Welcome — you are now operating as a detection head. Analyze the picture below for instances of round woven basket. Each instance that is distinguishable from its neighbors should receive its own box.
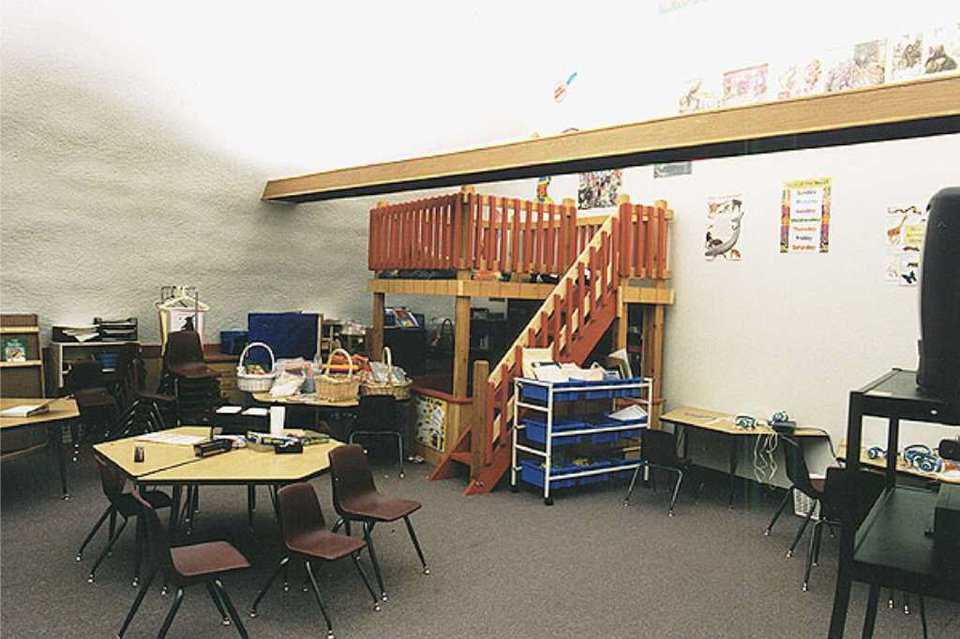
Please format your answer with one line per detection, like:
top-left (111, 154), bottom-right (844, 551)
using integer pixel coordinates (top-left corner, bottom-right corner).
top-left (236, 342), bottom-right (277, 392)
top-left (361, 346), bottom-right (413, 400)
top-left (315, 348), bottom-right (360, 403)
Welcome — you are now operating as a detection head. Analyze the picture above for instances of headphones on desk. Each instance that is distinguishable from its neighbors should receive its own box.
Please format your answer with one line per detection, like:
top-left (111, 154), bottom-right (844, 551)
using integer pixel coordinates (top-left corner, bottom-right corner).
top-left (903, 444), bottom-right (944, 474)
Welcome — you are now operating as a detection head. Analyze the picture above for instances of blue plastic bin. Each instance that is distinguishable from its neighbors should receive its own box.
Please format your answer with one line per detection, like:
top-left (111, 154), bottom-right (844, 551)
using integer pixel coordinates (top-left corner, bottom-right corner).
top-left (518, 459), bottom-right (578, 489)
top-left (521, 415), bottom-right (585, 445)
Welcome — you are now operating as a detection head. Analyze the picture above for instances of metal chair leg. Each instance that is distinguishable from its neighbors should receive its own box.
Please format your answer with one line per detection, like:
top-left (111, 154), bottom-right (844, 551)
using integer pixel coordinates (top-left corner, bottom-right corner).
top-left (304, 561), bottom-right (335, 639)
top-left (362, 521), bottom-right (388, 601)
top-left (786, 501), bottom-right (817, 558)
top-left (862, 583), bottom-right (880, 638)
top-left (331, 517), bottom-right (344, 533)
top-left (667, 469), bottom-right (684, 516)
top-left (918, 595), bottom-right (928, 639)
top-left (802, 520), bottom-right (821, 592)
top-left (206, 582), bottom-right (231, 626)
top-left (813, 521), bottom-right (825, 567)
top-left (157, 587), bottom-right (185, 639)
top-left (88, 516), bottom-right (128, 583)
top-left (887, 588), bottom-right (895, 609)
top-left (903, 592), bottom-right (911, 615)
top-left (403, 515), bottom-right (429, 574)
top-left (765, 488), bottom-right (793, 536)
top-left (116, 568), bottom-right (156, 638)
top-left (351, 553), bottom-right (382, 611)
top-left (214, 579), bottom-right (249, 639)
top-left (132, 516), bottom-right (144, 587)
top-left (623, 465), bottom-right (642, 506)
top-left (396, 432), bottom-right (405, 479)
top-left (76, 506), bottom-right (112, 561)
top-left (249, 556), bottom-right (289, 617)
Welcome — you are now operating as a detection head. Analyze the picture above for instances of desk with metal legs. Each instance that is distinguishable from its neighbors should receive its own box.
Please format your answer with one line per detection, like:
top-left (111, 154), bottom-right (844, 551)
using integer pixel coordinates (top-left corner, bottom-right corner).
top-left (1, 398), bottom-right (79, 499)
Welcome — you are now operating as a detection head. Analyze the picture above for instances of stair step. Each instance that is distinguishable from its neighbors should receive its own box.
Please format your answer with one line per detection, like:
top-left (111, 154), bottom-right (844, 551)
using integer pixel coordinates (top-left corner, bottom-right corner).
top-left (449, 452), bottom-right (472, 465)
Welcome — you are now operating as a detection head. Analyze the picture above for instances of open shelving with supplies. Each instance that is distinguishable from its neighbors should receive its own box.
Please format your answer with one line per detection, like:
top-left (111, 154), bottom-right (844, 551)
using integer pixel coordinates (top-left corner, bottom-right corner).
top-left (510, 376), bottom-right (652, 505)
top-left (0, 314), bottom-right (45, 397)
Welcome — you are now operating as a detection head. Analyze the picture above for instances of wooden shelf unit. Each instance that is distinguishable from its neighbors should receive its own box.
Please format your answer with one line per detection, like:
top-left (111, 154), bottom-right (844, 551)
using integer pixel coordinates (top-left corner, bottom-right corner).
top-left (0, 314), bottom-right (45, 397)
top-left (263, 76), bottom-right (960, 202)
top-left (47, 340), bottom-right (137, 396)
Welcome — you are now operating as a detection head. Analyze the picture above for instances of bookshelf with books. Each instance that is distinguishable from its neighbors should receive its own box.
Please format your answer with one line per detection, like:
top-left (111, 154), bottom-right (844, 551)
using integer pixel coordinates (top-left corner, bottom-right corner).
top-left (0, 314), bottom-right (45, 397)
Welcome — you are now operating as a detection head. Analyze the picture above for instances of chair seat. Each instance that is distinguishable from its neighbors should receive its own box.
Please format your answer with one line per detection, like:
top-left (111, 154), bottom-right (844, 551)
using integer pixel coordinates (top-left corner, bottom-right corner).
top-left (287, 529), bottom-right (367, 561)
top-left (74, 388), bottom-right (116, 409)
top-left (138, 391), bottom-right (176, 403)
top-left (116, 490), bottom-right (172, 517)
top-left (341, 495), bottom-right (421, 522)
top-left (171, 541), bottom-right (250, 578)
top-left (170, 363), bottom-right (218, 380)
top-left (809, 478), bottom-right (825, 494)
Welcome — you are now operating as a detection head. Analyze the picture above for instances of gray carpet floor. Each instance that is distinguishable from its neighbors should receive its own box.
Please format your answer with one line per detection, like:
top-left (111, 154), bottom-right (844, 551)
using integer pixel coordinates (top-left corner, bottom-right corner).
top-left (1, 450), bottom-right (957, 639)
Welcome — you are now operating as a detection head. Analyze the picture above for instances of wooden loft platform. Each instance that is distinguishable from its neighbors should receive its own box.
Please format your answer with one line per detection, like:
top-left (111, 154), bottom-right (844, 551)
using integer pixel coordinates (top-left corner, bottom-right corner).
top-left (263, 76), bottom-right (960, 203)
top-left (368, 277), bottom-right (674, 304)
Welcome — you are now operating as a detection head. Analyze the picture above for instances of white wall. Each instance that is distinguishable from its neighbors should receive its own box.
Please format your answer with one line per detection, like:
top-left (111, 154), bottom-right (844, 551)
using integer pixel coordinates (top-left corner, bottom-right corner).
top-left (2, 1), bottom-right (958, 449)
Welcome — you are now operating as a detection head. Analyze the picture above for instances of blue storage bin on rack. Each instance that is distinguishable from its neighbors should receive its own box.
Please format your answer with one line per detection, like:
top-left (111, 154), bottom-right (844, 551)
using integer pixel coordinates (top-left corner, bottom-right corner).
top-left (511, 376), bottom-right (652, 505)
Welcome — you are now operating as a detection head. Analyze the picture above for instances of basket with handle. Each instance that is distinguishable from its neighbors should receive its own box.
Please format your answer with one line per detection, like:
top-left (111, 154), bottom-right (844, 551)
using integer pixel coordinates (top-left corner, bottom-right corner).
top-left (361, 346), bottom-right (413, 400)
top-left (236, 342), bottom-right (277, 392)
top-left (315, 348), bottom-right (360, 403)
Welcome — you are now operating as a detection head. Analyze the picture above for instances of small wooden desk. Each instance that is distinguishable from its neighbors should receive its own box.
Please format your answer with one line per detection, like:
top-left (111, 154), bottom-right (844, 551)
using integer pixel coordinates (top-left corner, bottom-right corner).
top-left (1, 398), bottom-right (79, 499)
top-left (661, 406), bottom-right (830, 508)
top-left (837, 441), bottom-right (960, 486)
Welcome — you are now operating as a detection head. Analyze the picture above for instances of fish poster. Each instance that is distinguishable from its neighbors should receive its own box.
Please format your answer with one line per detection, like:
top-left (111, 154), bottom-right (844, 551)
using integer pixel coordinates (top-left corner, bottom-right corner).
top-left (780, 178), bottom-right (832, 254)
top-left (578, 169), bottom-right (622, 210)
top-left (884, 204), bottom-right (927, 286)
top-left (705, 195), bottom-right (745, 261)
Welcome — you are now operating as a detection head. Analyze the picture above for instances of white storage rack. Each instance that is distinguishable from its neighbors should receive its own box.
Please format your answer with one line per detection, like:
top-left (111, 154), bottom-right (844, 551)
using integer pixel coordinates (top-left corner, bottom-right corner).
top-left (510, 376), bottom-right (653, 505)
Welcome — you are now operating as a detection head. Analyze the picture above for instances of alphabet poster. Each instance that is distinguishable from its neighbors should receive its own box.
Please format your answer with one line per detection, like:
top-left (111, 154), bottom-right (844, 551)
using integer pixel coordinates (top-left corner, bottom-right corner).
top-left (884, 204), bottom-right (927, 286)
top-left (780, 178), bottom-right (831, 253)
top-left (705, 194), bottom-right (744, 261)
top-left (414, 394), bottom-right (447, 452)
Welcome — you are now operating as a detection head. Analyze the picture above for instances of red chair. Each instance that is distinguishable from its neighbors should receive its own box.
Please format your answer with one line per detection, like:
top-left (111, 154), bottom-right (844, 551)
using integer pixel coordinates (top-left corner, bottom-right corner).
top-left (117, 493), bottom-right (250, 638)
top-left (76, 455), bottom-right (171, 586)
top-left (249, 482), bottom-right (380, 638)
top-left (329, 445), bottom-right (429, 602)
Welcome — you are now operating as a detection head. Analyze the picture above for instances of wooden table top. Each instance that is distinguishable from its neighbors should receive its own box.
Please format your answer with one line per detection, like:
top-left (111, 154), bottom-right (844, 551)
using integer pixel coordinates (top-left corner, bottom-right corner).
top-left (139, 439), bottom-right (342, 485)
top-left (0, 398), bottom-right (79, 430)
top-left (252, 392), bottom-right (358, 408)
top-left (94, 426), bottom-right (212, 478)
top-left (661, 406), bottom-right (829, 438)
top-left (837, 441), bottom-right (960, 486)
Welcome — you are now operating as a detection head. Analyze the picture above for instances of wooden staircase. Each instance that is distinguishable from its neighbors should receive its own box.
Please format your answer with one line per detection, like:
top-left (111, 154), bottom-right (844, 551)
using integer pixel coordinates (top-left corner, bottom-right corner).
top-left (430, 210), bottom-right (626, 494)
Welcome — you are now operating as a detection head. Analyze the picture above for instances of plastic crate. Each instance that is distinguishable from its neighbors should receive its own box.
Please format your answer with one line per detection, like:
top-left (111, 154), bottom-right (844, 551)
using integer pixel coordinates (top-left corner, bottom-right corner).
top-left (521, 415), bottom-right (585, 445)
top-left (220, 330), bottom-right (248, 356)
top-left (518, 459), bottom-right (578, 489)
top-left (793, 476), bottom-right (823, 520)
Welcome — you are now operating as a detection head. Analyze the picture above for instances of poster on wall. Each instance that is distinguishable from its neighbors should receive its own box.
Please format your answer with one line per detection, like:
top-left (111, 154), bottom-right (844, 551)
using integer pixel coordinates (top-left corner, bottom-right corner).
top-left (722, 64), bottom-right (768, 107)
top-left (677, 78), bottom-right (718, 113)
top-left (889, 33), bottom-right (925, 82)
top-left (884, 204), bottom-right (927, 286)
top-left (578, 169), bottom-right (622, 209)
top-left (775, 57), bottom-right (824, 99)
top-left (414, 394), bottom-right (447, 452)
top-left (705, 195), bottom-right (745, 261)
top-left (922, 24), bottom-right (960, 75)
top-left (780, 178), bottom-right (832, 254)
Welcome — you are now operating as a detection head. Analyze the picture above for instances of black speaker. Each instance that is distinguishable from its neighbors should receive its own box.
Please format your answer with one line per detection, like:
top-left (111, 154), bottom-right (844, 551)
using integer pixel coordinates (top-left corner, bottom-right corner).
top-left (916, 187), bottom-right (960, 401)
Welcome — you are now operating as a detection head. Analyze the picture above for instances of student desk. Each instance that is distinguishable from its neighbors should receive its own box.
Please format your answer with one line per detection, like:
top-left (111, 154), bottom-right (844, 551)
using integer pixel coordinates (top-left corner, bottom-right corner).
top-left (95, 426), bottom-right (343, 534)
top-left (1, 398), bottom-right (79, 499)
top-left (662, 406), bottom-right (829, 508)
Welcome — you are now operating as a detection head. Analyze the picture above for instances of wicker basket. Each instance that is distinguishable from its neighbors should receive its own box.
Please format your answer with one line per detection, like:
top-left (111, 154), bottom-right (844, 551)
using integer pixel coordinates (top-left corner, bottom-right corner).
top-left (236, 342), bottom-right (277, 393)
top-left (361, 346), bottom-right (413, 400)
top-left (315, 348), bottom-right (360, 403)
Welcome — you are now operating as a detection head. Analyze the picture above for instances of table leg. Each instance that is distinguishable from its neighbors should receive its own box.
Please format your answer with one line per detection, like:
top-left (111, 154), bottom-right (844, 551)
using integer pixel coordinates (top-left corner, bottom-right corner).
top-left (70, 420), bottom-right (81, 463)
top-left (247, 484), bottom-right (256, 530)
top-left (828, 559), bottom-right (853, 638)
top-left (861, 583), bottom-right (880, 639)
top-left (50, 421), bottom-right (69, 500)
top-left (169, 486), bottom-right (183, 536)
top-left (728, 436), bottom-right (739, 509)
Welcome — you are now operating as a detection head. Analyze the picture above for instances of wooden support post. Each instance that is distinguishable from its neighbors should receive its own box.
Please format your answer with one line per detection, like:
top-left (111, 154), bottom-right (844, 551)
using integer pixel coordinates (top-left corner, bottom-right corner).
top-left (453, 295), bottom-right (471, 399)
top-left (371, 292), bottom-right (385, 358)
top-left (615, 288), bottom-right (628, 350)
top-left (470, 360), bottom-right (490, 481)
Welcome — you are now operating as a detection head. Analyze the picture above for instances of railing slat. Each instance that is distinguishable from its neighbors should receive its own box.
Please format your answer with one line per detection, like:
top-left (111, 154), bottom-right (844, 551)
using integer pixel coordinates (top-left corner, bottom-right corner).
top-left (657, 204), bottom-right (668, 278)
top-left (524, 201), bottom-right (533, 273)
top-left (511, 199), bottom-right (521, 275)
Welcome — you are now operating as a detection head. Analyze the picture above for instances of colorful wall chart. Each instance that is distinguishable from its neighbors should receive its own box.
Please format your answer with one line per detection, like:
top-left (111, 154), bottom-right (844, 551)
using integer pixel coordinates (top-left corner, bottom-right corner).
top-left (884, 204), bottom-right (927, 286)
top-left (705, 194), bottom-right (745, 260)
top-left (578, 169), bottom-right (623, 209)
top-left (414, 394), bottom-right (447, 452)
top-left (780, 178), bottom-right (832, 253)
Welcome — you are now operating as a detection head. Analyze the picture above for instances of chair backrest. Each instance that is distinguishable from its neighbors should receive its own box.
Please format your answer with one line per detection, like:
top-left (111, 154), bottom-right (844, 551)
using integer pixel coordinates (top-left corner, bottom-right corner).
top-left (781, 435), bottom-right (818, 497)
top-left (277, 483), bottom-right (326, 546)
top-left (355, 395), bottom-right (398, 432)
top-left (132, 492), bottom-right (174, 571)
top-left (163, 330), bottom-right (204, 371)
top-left (642, 428), bottom-right (680, 467)
top-left (94, 453), bottom-right (127, 503)
top-left (66, 360), bottom-right (107, 393)
top-left (329, 445), bottom-right (378, 516)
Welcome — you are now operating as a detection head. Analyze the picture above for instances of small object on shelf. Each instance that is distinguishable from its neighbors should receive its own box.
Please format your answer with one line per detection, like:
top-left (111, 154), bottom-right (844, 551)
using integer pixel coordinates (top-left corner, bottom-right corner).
top-left (93, 317), bottom-right (138, 342)
top-left (193, 438), bottom-right (233, 458)
top-left (0, 402), bottom-right (50, 418)
top-left (51, 324), bottom-right (100, 343)
top-left (133, 446), bottom-right (145, 463)
top-left (1, 337), bottom-right (27, 362)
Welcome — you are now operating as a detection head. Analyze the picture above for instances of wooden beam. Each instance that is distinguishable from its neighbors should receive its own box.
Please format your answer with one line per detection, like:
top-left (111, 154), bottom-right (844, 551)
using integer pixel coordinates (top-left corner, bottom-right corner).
top-left (370, 292), bottom-right (385, 358)
top-left (263, 77), bottom-right (960, 202)
top-left (452, 295), bottom-right (471, 400)
top-left (368, 278), bottom-right (674, 303)
top-left (469, 360), bottom-right (490, 481)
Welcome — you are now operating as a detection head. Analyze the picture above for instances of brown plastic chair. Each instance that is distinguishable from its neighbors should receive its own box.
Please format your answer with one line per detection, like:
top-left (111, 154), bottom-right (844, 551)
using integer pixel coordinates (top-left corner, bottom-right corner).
top-left (329, 445), bottom-right (429, 602)
top-left (117, 493), bottom-right (250, 639)
top-left (163, 330), bottom-right (218, 380)
top-left (161, 330), bottom-right (220, 424)
top-left (249, 482), bottom-right (380, 638)
top-left (76, 455), bottom-right (171, 586)
top-left (623, 428), bottom-right (700, 516)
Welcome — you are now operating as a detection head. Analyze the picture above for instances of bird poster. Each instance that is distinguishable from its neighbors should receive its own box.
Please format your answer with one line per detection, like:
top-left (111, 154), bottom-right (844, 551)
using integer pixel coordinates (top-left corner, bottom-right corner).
top-left (780, 178), bottom-right (831, 253)
top-left (884, 204), bottom-right (927, 286)
top-left (705, 195), bottom-right (745, 261)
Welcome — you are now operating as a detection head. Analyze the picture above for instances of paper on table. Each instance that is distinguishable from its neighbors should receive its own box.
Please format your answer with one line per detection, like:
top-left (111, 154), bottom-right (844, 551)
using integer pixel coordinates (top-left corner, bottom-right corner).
top-left (135, 432), bottom-right (206, 446)
top-left (242, 407), bottom-right (269, 417)
top-left (215, 405), bottom-right (243, 415)
top-left (609, 405), bottom-right (648, 421)
top-left (0, 403), bottom-right (50, 418)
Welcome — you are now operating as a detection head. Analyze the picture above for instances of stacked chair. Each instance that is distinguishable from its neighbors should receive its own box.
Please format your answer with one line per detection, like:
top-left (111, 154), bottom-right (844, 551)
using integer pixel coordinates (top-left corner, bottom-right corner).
top-left (160, 330), bottom-right (221, 424)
